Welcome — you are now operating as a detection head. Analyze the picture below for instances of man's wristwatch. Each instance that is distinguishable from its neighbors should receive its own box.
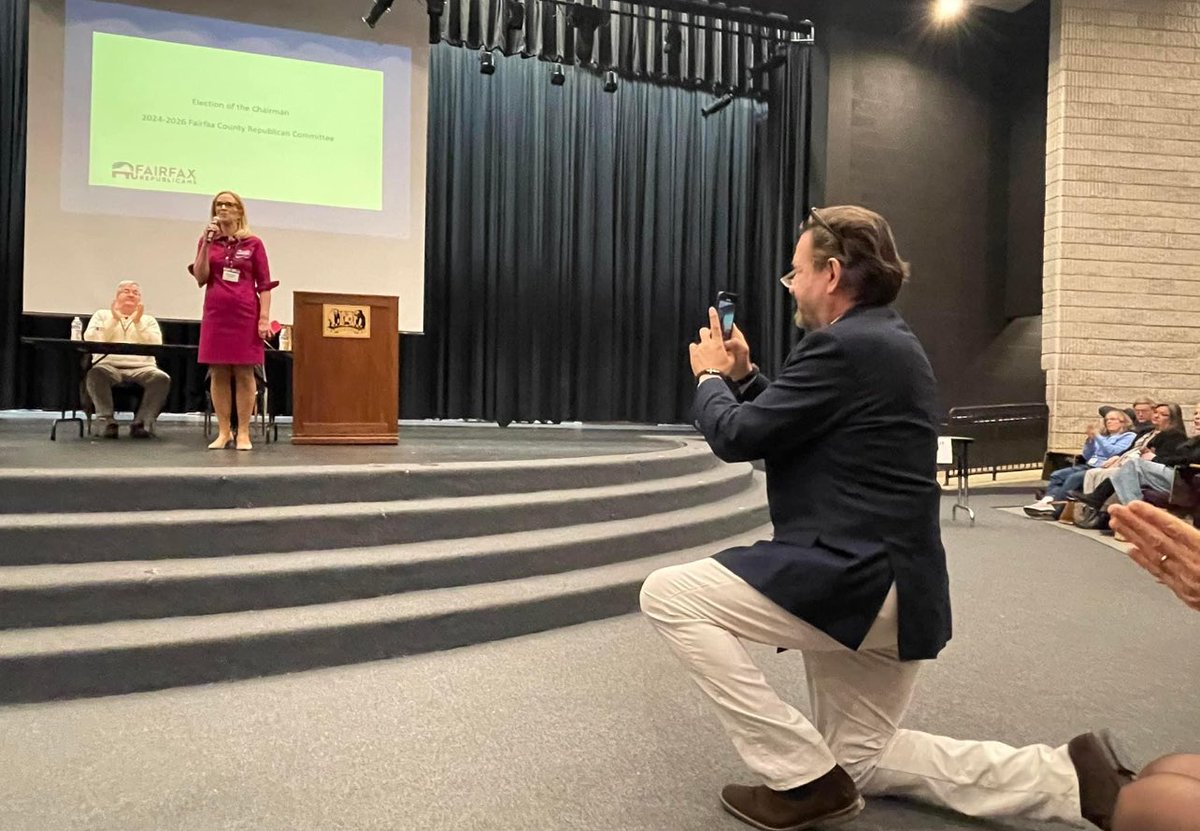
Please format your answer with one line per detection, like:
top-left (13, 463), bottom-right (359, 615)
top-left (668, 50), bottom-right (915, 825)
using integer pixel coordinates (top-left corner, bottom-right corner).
top-left (695, 368), bottom-right (726, 382)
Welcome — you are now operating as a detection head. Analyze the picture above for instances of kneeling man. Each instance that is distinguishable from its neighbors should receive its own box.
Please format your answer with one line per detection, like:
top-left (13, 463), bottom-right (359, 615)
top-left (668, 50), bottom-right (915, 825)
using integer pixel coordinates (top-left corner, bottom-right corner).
top-left (84, 281), bottom-right (170, 438)
top-left (641, 206), bottom-right (1134, 831)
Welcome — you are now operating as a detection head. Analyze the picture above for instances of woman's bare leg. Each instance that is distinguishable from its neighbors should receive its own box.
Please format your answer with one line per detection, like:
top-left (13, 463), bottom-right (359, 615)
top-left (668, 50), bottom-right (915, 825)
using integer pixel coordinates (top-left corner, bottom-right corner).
top-left (233, 365), bottom-right (256, 450)
top-left (208, 365), bottom-right (233, 449)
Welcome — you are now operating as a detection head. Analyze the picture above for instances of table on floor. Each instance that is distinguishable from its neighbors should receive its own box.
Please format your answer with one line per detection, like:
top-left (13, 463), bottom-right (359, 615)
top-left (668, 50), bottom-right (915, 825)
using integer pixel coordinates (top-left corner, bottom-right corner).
top-left (939, 435), bottom-right (976, 525)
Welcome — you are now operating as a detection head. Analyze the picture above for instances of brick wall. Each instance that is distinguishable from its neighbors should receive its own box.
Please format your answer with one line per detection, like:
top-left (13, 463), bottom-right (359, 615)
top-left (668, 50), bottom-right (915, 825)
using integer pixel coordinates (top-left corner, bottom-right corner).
top-left (1044, 0), bottom-right (1200, 450)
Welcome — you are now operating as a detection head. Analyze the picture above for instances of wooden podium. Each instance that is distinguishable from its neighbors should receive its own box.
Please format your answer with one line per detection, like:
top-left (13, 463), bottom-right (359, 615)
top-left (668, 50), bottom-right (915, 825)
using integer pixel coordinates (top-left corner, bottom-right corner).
top-left (291, 292), bottom-right (399, 445)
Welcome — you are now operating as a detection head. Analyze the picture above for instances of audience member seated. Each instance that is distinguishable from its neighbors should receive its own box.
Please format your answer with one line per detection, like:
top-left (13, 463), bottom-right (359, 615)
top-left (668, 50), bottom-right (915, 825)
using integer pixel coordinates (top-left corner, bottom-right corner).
top-left (83, 281), bottom-right (171, 439)
top-left (1025, 408), bottom-right (1135, 518)
top-left (1080, 403), bottom-right (1187, 494)
top-left (1074, 404), bottom-right (1200, 518)
top-left (1106, 502), bottom-right (1200, 830)
top-left (1127, 396), bottom-right (1157, 436)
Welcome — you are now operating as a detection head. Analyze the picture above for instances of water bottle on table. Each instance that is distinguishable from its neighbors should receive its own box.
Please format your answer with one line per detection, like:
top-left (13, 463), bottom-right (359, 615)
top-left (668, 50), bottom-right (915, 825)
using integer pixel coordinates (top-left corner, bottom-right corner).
top-left (70, 317), bottom-right (82, 341)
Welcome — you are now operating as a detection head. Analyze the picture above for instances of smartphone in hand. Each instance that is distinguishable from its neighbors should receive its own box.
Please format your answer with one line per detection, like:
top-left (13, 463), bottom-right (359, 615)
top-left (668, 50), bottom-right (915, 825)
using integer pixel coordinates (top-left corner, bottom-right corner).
top-left (716, 291), bottom-right (738, 339)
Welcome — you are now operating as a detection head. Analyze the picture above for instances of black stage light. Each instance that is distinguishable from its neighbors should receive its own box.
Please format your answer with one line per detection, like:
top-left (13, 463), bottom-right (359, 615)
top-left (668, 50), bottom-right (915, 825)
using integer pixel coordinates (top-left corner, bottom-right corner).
top-left (362, 0), bottom-right (394, 29)
top-left (550, 64), bottom-right (566, 86)
top-left (505, 0), bottom-right (526, 30)
top-left (480, 49), bottom-right (496, 75)
top-left (663, 25), bottom-right (682, 55)
top-left (603, 70), bottom-right (618, 93)
top-left (701, 91), bottom-right (735, 117)
top-left (427, 0), bottom-right (445, 44)
top-left (750, 48), bottom-right (788, 79)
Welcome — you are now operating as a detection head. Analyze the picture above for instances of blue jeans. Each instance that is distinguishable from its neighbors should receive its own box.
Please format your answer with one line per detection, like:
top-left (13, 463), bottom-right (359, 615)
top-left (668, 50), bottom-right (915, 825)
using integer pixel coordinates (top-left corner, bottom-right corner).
top-left (1047, 464), bottom-right (1087, 500)
top-left (1111, 459), bottom-right (1175, 504)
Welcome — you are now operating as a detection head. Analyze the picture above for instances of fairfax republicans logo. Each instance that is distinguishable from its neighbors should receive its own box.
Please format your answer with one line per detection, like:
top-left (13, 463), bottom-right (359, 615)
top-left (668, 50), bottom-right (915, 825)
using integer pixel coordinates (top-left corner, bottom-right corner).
top-left (111, 161), bottom-right (198, 185)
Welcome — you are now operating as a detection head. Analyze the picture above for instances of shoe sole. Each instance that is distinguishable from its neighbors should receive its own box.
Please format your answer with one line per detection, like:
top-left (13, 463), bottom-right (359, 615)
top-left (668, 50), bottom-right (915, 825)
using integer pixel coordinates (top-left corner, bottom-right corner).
top-left (719, 794), bottom-right (866, 831)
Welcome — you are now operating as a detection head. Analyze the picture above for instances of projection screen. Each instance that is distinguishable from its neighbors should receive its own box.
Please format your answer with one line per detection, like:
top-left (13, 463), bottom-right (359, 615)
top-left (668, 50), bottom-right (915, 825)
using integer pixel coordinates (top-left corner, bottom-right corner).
top-left (24, 0), bottom-right (429, 331)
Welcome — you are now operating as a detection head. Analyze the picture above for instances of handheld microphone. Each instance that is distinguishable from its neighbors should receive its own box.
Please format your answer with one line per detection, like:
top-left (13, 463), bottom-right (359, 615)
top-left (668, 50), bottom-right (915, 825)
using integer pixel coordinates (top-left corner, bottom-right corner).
top-left (205, 217), bottom-right (218, 243)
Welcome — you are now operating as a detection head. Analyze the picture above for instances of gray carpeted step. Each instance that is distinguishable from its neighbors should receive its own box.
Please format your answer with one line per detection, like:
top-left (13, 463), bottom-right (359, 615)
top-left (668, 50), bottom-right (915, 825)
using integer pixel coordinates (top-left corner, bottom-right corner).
top-left (0, 463), bottom-right (754, 566)
top-left (0, 521), bottom-right (775, 703)
top-left (0, 480), bottom-right (768, 627)
top-left (0, 439), bottom-right (717, 514)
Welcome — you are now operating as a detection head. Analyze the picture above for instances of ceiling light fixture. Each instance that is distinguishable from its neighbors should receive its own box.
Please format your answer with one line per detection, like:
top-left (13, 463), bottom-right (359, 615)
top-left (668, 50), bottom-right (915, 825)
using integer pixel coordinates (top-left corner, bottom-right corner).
top-left (933, 0), bottom-right (968, 23)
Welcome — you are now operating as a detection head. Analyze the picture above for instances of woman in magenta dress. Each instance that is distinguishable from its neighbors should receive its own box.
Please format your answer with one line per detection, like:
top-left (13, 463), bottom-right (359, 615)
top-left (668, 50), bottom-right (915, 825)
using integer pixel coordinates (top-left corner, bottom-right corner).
top-left (189, 191), bottom-right (278, 450)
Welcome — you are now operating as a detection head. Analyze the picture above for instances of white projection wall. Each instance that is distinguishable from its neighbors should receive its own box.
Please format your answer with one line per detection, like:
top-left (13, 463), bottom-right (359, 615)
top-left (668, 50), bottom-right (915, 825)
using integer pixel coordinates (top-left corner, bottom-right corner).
top-left (24, 0), bottom-right (429, 330)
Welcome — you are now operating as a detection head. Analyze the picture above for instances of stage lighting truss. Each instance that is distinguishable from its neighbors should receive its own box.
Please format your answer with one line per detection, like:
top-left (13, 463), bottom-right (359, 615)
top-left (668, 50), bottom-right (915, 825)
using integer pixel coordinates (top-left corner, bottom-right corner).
top-left (408, 0), bottom-right (814, 110)
top-left (412, 0), bottom-right (814, 57)
top-left (551, 0), bottom-right (812, 98)
top-left (546, 0), bottom-right (814, 52)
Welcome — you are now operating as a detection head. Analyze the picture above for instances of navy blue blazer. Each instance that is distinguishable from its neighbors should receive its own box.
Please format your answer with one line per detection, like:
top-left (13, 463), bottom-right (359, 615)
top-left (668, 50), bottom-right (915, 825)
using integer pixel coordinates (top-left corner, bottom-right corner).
top-left (694, 304), bottom-right (951, 661)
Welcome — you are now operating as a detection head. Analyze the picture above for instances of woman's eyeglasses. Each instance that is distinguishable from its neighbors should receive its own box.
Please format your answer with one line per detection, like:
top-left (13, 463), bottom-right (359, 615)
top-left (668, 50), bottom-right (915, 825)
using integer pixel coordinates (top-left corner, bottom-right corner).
top-left (214, 201), bottom-right (238, 209)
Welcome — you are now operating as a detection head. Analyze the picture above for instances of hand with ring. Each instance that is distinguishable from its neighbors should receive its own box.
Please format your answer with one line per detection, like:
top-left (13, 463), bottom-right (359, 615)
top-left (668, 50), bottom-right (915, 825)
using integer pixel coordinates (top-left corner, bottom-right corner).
top-left (1109, 502), bottom-right (1200, 612)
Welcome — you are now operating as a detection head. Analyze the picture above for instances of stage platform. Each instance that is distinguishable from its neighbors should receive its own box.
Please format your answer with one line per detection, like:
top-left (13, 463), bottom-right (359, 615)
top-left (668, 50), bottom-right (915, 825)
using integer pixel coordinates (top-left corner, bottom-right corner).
top-left (0, 415), bottom-right (688, 468)
top-left (0, 415), bottom-right (770, 703)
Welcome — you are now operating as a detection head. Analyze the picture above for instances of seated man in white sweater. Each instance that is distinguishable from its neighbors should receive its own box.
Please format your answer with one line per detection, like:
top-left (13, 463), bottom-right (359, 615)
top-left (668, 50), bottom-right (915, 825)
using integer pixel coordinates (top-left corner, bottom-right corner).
top-left (84, 281), bottom-right (171, 438)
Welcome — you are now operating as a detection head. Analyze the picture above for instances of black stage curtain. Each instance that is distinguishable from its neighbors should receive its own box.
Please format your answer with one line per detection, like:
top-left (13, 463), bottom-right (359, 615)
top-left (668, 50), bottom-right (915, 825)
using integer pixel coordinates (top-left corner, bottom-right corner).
top-left (401, 43), bottom-right (809, 424)
top-left (2, 33), bottom-right (810, 425)
top-left (1, 0), bottom-right (28, 409)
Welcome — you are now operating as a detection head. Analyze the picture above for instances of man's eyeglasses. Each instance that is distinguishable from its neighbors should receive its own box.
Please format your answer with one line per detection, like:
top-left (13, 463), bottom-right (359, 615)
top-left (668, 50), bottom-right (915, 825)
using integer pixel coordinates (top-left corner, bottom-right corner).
top-left (781, 207), bottom-right (845, 289)
top-left (804, 206), bottom-right (845, 253)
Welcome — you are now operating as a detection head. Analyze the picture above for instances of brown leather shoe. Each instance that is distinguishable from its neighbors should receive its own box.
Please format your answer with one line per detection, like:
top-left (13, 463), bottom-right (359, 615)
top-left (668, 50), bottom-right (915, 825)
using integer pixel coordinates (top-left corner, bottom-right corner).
top-left (720, 765), bottom-right (864, 831)
top-left (1068, 730), bottom-right (1137, 830)
top-left (129, 422), bottom-right (151, 439)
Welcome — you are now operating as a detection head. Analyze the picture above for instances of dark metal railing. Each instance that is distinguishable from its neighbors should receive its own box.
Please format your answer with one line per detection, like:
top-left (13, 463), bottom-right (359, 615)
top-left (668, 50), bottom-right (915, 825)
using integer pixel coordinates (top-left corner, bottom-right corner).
top-left (942, 403), bottom-right (1048, 481)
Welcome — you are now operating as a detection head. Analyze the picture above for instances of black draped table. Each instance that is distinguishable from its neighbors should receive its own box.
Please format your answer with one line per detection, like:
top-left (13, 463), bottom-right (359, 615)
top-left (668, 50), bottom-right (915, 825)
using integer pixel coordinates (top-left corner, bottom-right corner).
top-left (20, 337), bottom-right (293, 441)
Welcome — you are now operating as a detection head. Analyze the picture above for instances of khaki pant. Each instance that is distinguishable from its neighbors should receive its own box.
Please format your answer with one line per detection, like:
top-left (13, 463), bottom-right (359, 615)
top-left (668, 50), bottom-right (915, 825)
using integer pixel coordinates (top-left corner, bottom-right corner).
top-left (640, 558), bottom-right (1084, 826)
top-left (1083, 466), bottom-right (1118, 493)
top-left (86, 363), bottom-right (171, 431)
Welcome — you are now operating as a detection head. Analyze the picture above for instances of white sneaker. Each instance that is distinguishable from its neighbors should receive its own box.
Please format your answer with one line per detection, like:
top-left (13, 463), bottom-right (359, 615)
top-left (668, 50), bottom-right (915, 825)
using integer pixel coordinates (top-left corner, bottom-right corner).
top-left (1023, 500), bottom-right (1058, 518)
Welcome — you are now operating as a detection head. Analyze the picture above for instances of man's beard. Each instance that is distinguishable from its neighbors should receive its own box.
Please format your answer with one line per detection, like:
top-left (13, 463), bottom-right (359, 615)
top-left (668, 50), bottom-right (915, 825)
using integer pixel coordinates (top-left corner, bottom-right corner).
top-left (794, 301), bottom-right (820, 331)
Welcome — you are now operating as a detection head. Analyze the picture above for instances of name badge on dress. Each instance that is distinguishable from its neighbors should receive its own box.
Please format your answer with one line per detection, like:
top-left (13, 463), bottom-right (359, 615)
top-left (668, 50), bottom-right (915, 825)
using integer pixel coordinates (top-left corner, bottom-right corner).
top-left (222, 268), bottom-right (240, 283)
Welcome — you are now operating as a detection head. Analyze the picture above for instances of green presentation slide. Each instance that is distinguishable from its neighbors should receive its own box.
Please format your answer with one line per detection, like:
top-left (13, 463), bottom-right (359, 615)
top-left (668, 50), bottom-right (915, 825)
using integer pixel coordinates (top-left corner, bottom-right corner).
top-left (88, 32), bottom-right (384, 210)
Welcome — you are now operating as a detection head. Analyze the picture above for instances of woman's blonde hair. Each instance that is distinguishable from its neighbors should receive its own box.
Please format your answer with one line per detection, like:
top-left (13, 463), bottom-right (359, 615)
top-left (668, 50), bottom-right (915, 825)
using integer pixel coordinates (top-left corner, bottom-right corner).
top-left (1101, 409), bottom-right (1133, 436)
top-left (210, 191), bottom-right (251, 239)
